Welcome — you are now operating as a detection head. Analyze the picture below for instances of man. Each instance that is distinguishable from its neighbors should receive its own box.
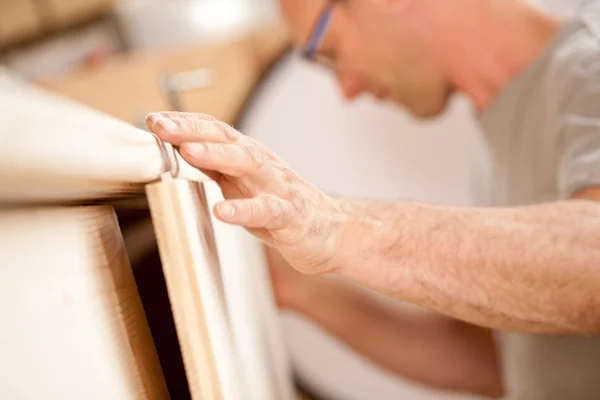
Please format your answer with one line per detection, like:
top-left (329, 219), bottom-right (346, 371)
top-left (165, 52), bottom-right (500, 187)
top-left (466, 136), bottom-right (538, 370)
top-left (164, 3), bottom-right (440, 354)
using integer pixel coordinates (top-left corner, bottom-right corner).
top-left (145, 0), bottom-right (600, 398)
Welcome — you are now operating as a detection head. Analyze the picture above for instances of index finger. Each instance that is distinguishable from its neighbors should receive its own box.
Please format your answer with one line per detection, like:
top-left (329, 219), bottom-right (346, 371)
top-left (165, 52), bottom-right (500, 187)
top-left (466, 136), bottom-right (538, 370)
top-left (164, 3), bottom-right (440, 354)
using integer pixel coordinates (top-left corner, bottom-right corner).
top-left (147, 112), bottom-right (283, 164)
top-left (146, 112), bottom-right (242, 146)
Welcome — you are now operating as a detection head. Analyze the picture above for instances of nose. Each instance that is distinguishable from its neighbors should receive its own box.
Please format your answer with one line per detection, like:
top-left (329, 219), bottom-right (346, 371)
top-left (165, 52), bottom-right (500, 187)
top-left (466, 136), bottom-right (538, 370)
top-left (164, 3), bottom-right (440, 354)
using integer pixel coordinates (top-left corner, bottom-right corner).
top-left (337, 74), bottom-right (364, 101)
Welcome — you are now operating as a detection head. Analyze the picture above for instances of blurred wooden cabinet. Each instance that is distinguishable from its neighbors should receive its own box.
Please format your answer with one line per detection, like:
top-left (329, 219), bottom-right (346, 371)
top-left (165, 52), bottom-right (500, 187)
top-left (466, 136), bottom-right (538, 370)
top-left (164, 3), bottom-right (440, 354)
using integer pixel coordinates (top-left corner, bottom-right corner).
top-left (41, 0), bottom-right (116, 29)
top-left (42, 24), bottom-right (291, 126)
top-left (0, 1), bottom-right (40, 48)
top-left (0, 0), bottom-right (116, 49)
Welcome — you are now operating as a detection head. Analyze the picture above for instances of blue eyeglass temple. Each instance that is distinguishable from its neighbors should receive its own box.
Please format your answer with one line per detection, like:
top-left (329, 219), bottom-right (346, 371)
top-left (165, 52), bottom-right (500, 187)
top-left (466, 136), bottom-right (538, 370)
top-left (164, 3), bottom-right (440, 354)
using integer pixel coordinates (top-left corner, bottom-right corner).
top-left (302, 4), bottom-right (335, 60)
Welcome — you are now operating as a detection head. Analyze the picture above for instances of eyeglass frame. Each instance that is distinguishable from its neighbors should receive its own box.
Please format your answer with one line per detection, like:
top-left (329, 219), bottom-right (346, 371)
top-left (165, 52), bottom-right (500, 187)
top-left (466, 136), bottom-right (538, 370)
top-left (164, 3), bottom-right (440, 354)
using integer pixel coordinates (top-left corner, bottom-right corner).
top-left (301, 0), bottom-right (338, 65)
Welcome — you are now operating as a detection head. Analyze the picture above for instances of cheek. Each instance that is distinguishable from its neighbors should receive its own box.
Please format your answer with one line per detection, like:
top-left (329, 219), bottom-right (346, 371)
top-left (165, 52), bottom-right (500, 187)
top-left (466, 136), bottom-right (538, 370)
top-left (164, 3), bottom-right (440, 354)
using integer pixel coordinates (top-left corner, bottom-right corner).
top-left (350, 34), bottom-right (399, 79)
top-left (336, 20), bottom-right (374, 72)
top-left (338, 38), bottom-right (364, 71)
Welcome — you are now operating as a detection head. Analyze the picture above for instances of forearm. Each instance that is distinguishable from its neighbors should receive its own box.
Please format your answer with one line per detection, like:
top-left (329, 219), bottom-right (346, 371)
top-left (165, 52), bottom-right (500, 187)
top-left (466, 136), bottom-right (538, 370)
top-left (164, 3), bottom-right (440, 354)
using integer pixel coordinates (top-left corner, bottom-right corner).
top-left (289, 276), bottom-right (502, 398)
top-left (336, 199), bottom-right (600, 334)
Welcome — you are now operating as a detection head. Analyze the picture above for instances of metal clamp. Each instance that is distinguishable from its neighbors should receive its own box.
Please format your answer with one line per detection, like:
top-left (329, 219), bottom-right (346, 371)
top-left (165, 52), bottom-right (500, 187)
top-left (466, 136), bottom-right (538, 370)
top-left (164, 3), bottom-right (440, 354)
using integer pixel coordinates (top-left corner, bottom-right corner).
top-left (150, 68), bottom-right (212, 181)
top-left (153, 134), bottom-right (179, 180)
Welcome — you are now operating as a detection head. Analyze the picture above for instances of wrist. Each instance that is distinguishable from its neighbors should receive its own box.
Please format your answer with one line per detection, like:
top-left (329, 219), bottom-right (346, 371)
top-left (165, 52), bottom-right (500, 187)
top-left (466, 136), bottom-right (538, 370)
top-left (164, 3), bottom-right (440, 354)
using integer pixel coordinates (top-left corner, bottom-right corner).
top-left (326, 197), bottom-right (358, 275)
top-left (333, 199), bottom-right (404, 284)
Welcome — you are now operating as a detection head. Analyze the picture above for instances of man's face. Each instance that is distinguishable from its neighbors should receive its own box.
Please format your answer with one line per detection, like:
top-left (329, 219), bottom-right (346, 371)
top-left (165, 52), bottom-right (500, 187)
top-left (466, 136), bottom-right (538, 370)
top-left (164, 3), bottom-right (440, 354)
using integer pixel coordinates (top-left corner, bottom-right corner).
top-left (280, 0), bottom-right (454, 119)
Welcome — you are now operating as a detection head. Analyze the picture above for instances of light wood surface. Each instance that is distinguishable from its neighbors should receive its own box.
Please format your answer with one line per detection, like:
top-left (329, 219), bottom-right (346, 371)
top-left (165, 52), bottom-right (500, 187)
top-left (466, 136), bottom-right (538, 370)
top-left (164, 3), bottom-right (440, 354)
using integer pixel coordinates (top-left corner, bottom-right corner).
top-left (146, 179), bottom-right (228, 400)
top-left (200, 181), bottom-right (296, 400)
top-left (146, 178), bottom-right (297, 400)
top-left (0, 205), bottom-right (169, 399)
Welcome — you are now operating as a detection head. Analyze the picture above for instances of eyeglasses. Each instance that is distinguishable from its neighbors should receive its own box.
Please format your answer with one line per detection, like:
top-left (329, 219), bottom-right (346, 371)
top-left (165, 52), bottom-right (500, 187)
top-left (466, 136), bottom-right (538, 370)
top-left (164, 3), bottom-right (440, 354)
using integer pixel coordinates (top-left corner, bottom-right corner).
top-left (301, 1), bottom-right (338, 69)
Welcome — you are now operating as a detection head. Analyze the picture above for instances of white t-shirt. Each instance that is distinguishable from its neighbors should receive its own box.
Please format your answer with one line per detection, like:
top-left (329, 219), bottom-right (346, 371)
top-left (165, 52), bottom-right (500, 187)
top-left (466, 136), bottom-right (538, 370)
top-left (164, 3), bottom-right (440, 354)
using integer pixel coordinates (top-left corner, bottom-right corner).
top-left (477, 1), bottom-right (600, 399)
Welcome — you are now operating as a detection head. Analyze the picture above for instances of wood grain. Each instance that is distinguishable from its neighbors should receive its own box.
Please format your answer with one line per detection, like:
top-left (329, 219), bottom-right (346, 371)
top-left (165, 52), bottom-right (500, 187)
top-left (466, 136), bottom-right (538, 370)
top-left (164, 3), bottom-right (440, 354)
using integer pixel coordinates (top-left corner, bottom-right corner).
top-left (0, 205), bottom-right (169, 399)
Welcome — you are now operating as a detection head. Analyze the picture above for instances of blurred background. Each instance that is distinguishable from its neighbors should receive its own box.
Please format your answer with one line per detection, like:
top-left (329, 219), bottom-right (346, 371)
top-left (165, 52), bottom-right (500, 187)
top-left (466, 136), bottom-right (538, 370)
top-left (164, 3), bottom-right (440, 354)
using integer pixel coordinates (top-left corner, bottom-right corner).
top-left (0, 0), bottom-right (583, 399)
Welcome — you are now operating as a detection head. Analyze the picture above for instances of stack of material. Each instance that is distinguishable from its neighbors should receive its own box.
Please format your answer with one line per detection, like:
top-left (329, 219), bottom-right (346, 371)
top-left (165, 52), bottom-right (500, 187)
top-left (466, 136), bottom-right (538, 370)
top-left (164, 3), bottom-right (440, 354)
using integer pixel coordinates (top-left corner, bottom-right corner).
top-left (0, 24), bottom-right (298, 400)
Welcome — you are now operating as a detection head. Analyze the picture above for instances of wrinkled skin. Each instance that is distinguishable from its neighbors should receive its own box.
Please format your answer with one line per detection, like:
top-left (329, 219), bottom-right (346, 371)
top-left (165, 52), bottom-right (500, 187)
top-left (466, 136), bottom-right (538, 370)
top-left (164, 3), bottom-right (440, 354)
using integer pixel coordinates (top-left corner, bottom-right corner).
top-left (147, 112), bottom-right (349, 276)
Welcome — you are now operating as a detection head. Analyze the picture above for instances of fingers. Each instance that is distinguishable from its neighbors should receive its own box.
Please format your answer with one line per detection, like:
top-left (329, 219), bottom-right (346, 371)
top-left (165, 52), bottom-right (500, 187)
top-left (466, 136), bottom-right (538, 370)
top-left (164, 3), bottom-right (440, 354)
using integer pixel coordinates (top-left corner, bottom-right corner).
top-left (146, 111), bottom-right (296, 196)
top-left (180, 142), bottom-right (272, 179)
top-left (146, 111), bottom-right (282, 162)
top-left (213, 195), bottom-right (302, 230)
top-left (146, 112), bottom-right (241, 146)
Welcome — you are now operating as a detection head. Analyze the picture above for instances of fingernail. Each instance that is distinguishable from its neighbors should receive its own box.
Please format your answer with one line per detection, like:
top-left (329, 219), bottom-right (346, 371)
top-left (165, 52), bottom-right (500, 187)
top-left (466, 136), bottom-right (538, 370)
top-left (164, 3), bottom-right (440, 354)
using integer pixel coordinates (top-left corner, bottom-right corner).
top-left (157, 118), bottom-right (179, 133)
top-left (219, 203), bottom-right (236, 217)
top-left (291, 191), bottom-right (304, 211)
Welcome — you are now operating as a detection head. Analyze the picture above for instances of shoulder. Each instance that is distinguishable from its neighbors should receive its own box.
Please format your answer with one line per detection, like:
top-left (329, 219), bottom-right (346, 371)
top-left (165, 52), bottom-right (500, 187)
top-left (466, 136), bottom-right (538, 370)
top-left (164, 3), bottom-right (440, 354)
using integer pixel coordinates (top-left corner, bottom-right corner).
top-left (547, 4), bottom-right (600, 117)
top-left (580, 0), bottom-right (600, 39)
top-left (549, 5), bottom-right (600, 199)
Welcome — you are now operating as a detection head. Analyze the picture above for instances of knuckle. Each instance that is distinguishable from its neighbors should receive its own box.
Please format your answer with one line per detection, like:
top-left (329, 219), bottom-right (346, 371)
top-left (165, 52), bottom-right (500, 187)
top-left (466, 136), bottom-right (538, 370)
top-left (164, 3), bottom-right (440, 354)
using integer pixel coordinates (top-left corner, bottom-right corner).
top-left (221, 122), bottom-right (241, 141)
top-left (194, 113), bottom-right (217, 122)
top-left (261, 197), bottom-right (273, 214)
top-left (247, 138), bottom-right (274, 157)
top-left (280, 168), bottom-right (298, 184)
top-left (265, 196), bottom-right (280, 214)
top-left (215, 121), bottom-right (231, 139)
top-left (264, 197), bottom-right (287, 223)
top-left (158, 111), bottom-right (181, 120)
top-left (215, 143), bottom-right (231, 158)
top-left (243, 146), bottom-right (266, 169)
top-left (264, 147), bottom-right (278, 161)
top-left (248, 199), bottom-right (262, 217)
top-left (289, 191), bottom-right (306, 213)
top-left (307, 218), bottom-right (326, 236)
top-left (188, 117), bottom-right (205, 133)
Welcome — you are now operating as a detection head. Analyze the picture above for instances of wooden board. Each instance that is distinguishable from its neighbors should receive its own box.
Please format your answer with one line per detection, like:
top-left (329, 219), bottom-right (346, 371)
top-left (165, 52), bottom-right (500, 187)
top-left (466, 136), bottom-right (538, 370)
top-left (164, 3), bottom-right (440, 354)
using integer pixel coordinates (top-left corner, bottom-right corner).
top-left (145, 178), bottom-right (297, 400)
top-left (145, 179), bottom-right (230, 400)
top-left (0, 205), bottom-right (169, 399)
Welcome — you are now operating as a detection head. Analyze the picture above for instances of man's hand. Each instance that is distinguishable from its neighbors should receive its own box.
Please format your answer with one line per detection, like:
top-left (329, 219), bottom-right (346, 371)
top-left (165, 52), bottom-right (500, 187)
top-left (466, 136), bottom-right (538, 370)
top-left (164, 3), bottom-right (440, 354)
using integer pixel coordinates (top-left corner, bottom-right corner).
top-left (146, 112), bottom-right (348, 275)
